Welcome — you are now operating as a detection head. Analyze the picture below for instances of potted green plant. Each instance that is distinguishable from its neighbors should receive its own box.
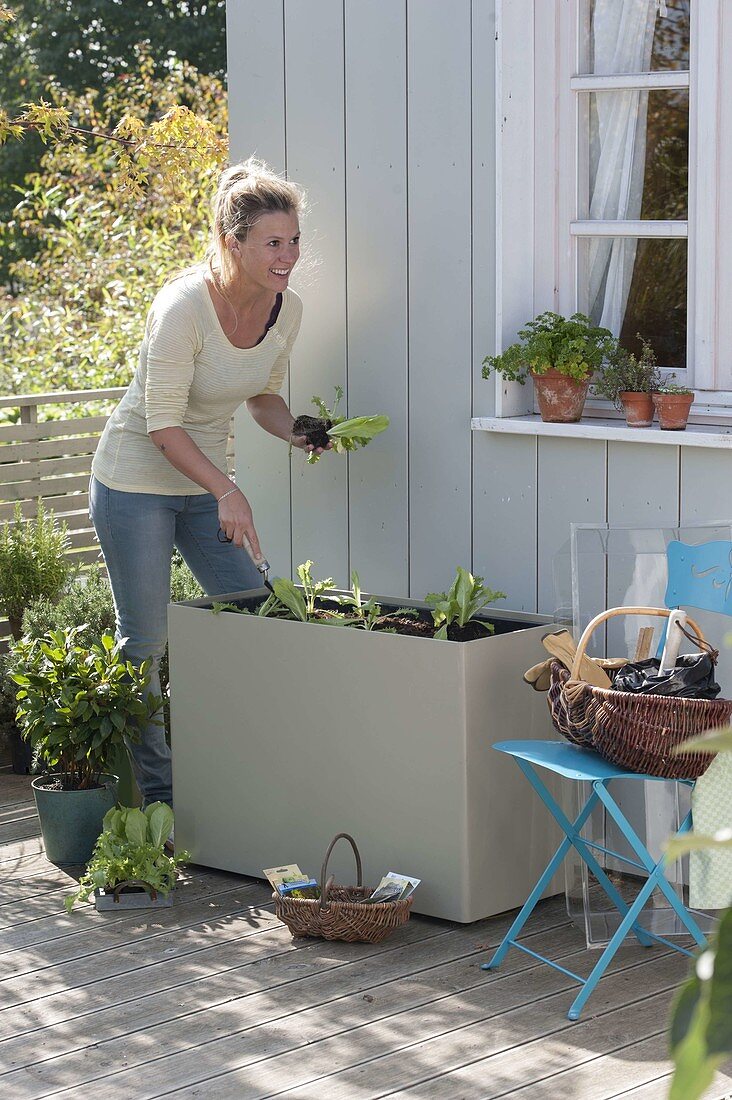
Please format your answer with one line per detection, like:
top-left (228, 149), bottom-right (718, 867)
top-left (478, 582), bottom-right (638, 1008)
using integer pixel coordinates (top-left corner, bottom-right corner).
top-left (0, 501), bottom-right (73, 773)
top-left (66, 803), bottom-right (188, 911)
top-left (8, 627), bottom-right (161, 864)
top-left (482, 311), bottom-right (616, 423)
top-left (593, 336), bottom-right (662, 427)
top-left (653, 382), bottom-right (694, 431)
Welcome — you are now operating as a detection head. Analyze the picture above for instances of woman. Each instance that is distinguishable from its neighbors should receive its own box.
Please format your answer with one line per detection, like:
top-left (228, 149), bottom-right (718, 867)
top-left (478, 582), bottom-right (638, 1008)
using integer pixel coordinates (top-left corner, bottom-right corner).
top-left (90, 158), bottom-right (327, 810)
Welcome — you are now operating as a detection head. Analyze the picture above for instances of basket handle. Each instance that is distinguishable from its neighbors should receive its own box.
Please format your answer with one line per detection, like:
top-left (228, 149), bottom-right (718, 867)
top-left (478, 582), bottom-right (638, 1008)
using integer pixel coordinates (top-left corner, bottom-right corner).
top-left (571, 607), bottom-right (707, 681)
top-left (319, 832), bottom-right (362, 910)
top-left (112, 879), bottom-right (157, 902)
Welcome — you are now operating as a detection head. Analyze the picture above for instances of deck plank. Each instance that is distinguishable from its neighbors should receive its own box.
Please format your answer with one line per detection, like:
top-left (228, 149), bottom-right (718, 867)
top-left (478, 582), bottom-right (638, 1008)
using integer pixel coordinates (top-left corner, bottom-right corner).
top-left (0, 909), bottom-right (572, 1094)
top-left (0, 771), bottom-right (711, 1099)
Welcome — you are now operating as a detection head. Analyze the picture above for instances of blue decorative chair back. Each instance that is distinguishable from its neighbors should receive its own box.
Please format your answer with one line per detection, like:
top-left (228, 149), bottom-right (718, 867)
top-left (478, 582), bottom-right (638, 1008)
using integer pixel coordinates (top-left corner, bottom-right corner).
top-left (665, 540), bottom-right (732, 618)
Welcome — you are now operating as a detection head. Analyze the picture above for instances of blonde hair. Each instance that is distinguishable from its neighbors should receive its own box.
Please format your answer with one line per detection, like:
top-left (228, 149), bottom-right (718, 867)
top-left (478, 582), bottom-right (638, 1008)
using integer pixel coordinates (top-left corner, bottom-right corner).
top-left (206, 157), bottom-right (305, 293)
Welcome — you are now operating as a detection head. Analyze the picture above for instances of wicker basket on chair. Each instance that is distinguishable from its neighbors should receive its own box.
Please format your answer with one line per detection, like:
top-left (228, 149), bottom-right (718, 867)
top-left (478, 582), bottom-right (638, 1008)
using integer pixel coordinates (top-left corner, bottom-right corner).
top-left (274, 832), bottom-right (413, 943)
top-left (547, 606), bottom-right (732, 780)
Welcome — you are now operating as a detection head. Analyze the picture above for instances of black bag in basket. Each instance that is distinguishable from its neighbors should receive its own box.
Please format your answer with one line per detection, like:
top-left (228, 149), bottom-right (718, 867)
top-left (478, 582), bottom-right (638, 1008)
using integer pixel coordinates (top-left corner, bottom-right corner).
top-left (612, 628), bottom-right (720, 700)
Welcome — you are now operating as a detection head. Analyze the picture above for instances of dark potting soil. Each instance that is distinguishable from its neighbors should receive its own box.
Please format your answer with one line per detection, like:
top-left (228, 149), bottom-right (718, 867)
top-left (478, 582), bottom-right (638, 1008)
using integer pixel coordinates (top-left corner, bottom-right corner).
top-left (35, 777), bottom-right (105, 792)
top-left (292, 414), bottom-right (332, 450)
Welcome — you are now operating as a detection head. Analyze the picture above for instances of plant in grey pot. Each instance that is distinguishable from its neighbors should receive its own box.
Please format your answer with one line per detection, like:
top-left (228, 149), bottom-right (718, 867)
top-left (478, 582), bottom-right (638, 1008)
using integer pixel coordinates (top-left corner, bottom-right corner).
top-left (66, 803), bottom-right (188, 912)
top-left (482, 311), bottom-right (616, 423)
top-left (8, 627), bottom-right (160, 864)
top-left (593, 336), bottom-right (661, 427)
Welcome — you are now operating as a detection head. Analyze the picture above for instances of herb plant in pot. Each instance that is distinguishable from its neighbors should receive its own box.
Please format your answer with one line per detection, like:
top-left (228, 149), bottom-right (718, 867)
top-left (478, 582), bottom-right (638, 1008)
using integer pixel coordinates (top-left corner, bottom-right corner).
top-left (66, 803), bottom-right (188, 912)
top-left (594, 336), bottom-right (661, 427)
top-left (0, 502), bottom-right (73, 774)
top-left (653, 382), bottom-right (694, 431)
top-left (8, 627), bottom-right (160, 864)
top-left (482, 312), bottom-right (616, 423)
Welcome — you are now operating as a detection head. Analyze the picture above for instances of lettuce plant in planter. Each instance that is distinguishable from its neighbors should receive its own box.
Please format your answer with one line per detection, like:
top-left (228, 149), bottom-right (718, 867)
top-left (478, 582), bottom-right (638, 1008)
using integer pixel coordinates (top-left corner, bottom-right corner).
top-left (66, 803), bottom-right (189, 912)
top-left (168, 564), bottom-right (562, 922)
top-left (482, 311), bottom-right (616, 423)
top-left (8, 628), bottom-right (161, 864)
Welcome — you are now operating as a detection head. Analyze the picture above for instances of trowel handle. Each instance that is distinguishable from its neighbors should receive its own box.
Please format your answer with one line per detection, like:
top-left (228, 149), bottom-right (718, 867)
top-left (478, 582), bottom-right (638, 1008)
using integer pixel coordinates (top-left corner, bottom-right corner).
top-left (658, 609), bottom-right (688, 675)
top-left (241, 534), bottom-right (270, 577)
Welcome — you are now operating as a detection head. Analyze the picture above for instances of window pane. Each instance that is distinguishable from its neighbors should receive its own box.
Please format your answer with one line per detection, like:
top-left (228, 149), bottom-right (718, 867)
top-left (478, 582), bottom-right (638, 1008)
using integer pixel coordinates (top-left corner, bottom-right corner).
top-left (587, 0), bottom-right (690, 74)
top-left (585, 89), bottom-right (688, 220)
top-left (580, 238), bottom-right (687, 369)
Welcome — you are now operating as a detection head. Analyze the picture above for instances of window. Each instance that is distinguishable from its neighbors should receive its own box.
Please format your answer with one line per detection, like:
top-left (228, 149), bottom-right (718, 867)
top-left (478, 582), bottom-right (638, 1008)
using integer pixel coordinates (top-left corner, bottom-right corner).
top-left (495, 0), bottom-right (732, 421)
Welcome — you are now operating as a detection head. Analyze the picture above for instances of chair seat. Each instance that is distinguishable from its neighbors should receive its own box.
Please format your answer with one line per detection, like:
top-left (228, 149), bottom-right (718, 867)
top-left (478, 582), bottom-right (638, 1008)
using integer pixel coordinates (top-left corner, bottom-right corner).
top-left (493, 739), bottom-right (693, 786)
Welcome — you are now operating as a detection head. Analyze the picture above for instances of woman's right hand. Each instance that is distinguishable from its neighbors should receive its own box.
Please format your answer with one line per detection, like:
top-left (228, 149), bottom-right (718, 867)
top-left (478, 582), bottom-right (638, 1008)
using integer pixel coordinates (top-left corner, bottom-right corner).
top-left (217, 487), bottom-right (262, 559)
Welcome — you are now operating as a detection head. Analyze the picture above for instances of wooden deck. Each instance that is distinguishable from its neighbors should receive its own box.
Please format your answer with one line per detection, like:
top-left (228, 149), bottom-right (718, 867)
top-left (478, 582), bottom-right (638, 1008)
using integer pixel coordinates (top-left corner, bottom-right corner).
top-left (1, 766), bottom-right (731, 1099)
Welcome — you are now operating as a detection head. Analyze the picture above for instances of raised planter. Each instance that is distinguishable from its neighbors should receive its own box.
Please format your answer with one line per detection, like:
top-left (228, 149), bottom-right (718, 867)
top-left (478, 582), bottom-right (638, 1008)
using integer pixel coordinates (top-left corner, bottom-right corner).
top-left (169, 590), bottom-right (563, 923)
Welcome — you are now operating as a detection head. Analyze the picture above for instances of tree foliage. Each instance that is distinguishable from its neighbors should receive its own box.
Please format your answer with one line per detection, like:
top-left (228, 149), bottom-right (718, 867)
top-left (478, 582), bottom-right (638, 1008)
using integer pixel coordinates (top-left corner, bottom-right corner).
top-left (0, 48), bottom-right (227, 399)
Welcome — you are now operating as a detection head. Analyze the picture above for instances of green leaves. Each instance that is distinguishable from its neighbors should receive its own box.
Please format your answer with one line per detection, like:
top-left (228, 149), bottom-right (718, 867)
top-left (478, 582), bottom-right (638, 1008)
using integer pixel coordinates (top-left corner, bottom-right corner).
top-left (272, 578), bottom-right (308, 622)
top-left (7, 626), bottom-right (161, 789)
top-left (65, 801), bottom-right (186, 912)
top-left (482, 311), bottom-right (617, 385)
top-left (0, 501), bottom-right (72, 631)
top-left (426, 567), bottom-right (506, 636)
top-left (304, 388), bottom-right (390, 464)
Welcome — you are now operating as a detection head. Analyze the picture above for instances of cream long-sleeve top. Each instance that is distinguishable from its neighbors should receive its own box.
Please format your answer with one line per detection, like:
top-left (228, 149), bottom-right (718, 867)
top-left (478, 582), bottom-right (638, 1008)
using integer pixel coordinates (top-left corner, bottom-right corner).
top-left (92, 269), bottom-right (302, 495)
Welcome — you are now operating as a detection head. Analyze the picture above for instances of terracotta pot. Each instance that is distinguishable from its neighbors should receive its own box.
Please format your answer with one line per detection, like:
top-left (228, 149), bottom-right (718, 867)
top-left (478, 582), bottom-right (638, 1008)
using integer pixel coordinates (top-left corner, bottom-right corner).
top-left (531, 369), bottom-right (589, 423)
top-left (652, 391), bottom-right (694, 431)
top-left (620, 391), bottom-right (654, 428)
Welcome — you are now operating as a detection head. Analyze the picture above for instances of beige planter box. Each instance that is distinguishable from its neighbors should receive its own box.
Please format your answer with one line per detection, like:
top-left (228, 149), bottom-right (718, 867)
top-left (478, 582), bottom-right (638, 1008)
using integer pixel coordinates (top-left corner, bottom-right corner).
top-left (168, 592), bottom-right (562, 922)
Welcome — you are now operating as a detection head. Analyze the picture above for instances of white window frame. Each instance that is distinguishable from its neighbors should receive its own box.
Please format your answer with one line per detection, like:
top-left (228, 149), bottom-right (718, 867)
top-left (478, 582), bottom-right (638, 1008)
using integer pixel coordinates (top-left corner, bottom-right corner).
top-left (494, 0), bottom-right (732, 422)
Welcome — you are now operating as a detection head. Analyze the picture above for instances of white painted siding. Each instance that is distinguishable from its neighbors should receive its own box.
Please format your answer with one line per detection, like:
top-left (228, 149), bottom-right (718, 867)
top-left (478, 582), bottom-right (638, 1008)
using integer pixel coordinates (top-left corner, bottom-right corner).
top-left (227, 0), bottom-right (731, 613)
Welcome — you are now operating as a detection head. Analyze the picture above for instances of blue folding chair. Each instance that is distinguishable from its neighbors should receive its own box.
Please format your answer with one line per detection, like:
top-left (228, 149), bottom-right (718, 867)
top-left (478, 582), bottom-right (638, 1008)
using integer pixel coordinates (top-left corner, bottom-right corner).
top-left (483, 539), bottom-right (732, 1020)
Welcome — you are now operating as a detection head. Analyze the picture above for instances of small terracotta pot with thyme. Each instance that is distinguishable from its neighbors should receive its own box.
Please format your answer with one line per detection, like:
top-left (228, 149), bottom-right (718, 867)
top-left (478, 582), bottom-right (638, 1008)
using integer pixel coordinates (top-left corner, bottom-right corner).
top-left (482, 312), bottom-right (616, 424)
top-left (653, 384), bottom-right (694, 431)
top-left (593, 336), bottom-right (661, 428)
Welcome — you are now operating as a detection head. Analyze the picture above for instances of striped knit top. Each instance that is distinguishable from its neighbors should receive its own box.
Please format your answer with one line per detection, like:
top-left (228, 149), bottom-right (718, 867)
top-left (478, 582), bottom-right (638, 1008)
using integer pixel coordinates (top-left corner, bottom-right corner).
top-left (92, 269), bottom-right (302, 495)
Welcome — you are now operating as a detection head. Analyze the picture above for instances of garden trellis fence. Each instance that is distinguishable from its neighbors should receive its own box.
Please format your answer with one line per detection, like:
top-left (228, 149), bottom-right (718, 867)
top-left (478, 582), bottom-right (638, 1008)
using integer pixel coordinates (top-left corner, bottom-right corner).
top-left (0, 389), bottom-right (235, 647)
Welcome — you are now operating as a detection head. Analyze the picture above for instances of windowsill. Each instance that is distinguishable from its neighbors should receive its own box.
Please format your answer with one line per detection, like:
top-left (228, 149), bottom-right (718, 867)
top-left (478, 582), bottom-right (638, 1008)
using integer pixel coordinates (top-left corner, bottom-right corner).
top-left (471, 415), bottom-right (732, 449)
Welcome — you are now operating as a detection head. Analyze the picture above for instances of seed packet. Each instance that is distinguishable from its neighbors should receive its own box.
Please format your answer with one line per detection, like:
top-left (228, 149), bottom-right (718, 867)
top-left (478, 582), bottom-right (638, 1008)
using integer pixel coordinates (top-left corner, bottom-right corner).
top-left (263, 864), bottom-right (310, 892)
top-left (364, 872), bottom-right (421, 904)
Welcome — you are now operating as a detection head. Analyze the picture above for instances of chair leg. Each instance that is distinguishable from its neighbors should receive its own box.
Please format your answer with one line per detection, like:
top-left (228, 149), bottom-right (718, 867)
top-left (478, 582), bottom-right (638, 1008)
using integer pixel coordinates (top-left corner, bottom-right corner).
top-left (483, 767), bottom-right (651, 976)
top-left (566, 782), bottom-right (709, 1021)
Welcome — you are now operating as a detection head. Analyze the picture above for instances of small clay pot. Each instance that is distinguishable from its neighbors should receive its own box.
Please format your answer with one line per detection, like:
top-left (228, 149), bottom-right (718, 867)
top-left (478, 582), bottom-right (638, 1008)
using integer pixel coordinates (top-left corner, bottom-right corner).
top-left (620, 391), bottom-right (654, 428)
top-left (532, 369), bottom-right (589, 423)
top-left (652, 391), bottom-right (694, 431)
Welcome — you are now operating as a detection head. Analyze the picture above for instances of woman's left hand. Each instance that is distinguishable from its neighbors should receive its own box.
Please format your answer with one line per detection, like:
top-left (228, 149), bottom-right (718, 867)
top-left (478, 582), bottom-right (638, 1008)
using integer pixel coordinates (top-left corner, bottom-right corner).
top-left (290, 434), bottom-right (333, 458)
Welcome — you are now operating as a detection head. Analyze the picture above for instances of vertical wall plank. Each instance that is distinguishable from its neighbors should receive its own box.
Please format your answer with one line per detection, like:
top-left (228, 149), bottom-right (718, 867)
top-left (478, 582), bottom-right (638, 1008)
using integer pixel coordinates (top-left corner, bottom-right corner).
top-left (471, 0), bottom-right (497, 422)
top-left (536, 438), bottom-right (607, 617)
top-left (604, 442), bottom-right (681, 658)
top-left (344, 0), bottom-right (409, 595)
top-left (285, 0), bottom-right (349, 583)
top-left (408, 0), bottom-right (473, 597)
top-left (473, 433), bottom-right (537, 612)
top-left (226, 1), bottom-right (292, 578)
top-left (681, 448), bottom-right (732, 524)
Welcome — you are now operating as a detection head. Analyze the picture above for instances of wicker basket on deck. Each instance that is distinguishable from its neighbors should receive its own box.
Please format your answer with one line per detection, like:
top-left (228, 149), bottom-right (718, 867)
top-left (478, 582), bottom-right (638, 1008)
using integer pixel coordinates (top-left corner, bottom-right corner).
top-left (274, 833), bottom-right (413, 944)
top-left (547, 606), bottom-right (732, 780)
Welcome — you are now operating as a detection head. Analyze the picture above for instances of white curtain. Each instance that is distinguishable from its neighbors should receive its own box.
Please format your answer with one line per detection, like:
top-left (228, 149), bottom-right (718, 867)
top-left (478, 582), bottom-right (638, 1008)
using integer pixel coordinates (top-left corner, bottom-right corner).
top-left (588, 0), bottom-right (659, 335)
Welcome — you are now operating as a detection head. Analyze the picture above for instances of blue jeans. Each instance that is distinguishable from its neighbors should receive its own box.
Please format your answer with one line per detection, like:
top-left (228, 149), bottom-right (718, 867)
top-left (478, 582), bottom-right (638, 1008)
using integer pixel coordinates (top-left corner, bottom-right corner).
top-left (89, 476), bottom-right (261, 807)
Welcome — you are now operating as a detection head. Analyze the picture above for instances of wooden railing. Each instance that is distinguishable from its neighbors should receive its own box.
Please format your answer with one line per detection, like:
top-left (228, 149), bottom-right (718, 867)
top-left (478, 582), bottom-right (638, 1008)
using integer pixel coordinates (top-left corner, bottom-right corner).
top-left (0, 388), bottom-right (126, 643)
top-left (0, 388), bottom-right (237, 646)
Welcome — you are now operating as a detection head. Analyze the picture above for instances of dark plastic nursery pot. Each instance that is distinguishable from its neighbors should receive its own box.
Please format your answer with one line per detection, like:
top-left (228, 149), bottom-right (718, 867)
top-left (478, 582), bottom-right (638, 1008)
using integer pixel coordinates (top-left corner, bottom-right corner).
top-left (31, 773), bottom-right (118, 865)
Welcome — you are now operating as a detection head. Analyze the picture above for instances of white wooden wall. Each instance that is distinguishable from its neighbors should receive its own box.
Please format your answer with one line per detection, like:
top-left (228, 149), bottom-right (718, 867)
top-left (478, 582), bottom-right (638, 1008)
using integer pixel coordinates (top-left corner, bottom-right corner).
top-left (227, 0), bottom-right (494, 599)
top-left (227, 0), bottom-right (732, 613)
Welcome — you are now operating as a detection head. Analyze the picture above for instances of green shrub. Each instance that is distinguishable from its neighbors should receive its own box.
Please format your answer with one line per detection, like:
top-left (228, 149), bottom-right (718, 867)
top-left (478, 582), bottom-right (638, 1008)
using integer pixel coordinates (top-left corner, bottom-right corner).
top-left (22, 562), bottom-right (115, 644)
top-left (0, 502), bottom-right (72, 639)
top-left (9, 627), bottom-right (161, 789)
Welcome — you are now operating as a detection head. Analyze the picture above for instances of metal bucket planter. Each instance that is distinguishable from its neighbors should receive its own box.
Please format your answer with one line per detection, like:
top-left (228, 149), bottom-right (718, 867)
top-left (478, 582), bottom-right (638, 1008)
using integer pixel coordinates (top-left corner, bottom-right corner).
top-left (168, 591), bottom-right (563, 923)
top-left (94, 880), bottom-right (174, 910)
top-left (31, 773), bottom-right (118, 865)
